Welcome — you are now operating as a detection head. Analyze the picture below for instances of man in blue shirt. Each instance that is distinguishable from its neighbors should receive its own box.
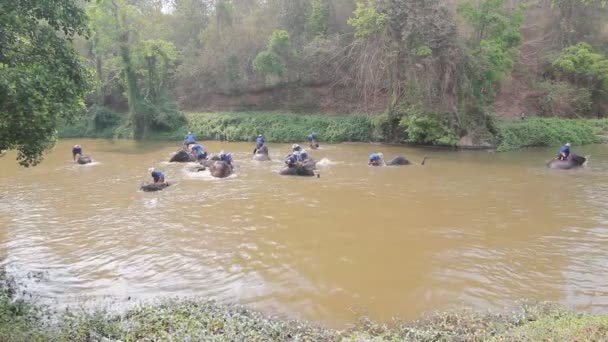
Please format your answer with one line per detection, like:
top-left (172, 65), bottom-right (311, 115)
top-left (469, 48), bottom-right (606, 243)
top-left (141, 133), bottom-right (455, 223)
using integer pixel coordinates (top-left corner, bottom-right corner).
top-left (256, 135), bottom-right (265, 149)
top-left (184, 132), bottom-right (196, 147)
top-left (308, 133), bottom-right (319, 149)
top-left (219, 151), bottom-right (233, 168)
top-left (285, 153), bottom-right (298, 168)
top-left (72, 144), bottom-right (82, 160)
top-left (148, 168), bottom-right (165, 184)
top-left (254, 134), bottom-right (265, 154)
top-left (558, 143), bottom-right (571, 160)
top-left (368, 152), bottom-right (384, 166)
top-left (297, 149), bottom-right (308, 161)
top-left (191, 144), bottom-right (207, 160)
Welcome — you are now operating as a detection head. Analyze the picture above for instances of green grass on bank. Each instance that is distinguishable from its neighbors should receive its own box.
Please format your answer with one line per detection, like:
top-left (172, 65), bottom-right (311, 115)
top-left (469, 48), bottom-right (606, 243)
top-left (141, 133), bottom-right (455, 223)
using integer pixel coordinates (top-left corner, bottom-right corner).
top-left (60, 111), bottom-right (608, 151)
top-left (3, 291), bottom-right (608, 341)
top-left (147, 112), bottom-right (373, 143)
top-left (496, 117), bottom-right (608, 152)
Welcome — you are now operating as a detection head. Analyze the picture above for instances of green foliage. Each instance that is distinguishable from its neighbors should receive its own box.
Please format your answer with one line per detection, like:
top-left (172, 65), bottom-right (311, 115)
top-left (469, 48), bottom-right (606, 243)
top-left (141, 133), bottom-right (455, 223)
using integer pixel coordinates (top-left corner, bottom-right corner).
top-left (140, 97), bottom-right (187, 131)
top-left (0, 0), bottom-right (91, 166)
top-left (254, 30), bottom-right (291, 81)
top-left (400, 109), bottom-right (459, 146)
top-left (307, 0), bottom-right (330, 38)
top-left (414, 45), bottom-right (433, 57)
top-left (348, 2), bottom-right (386, 38)
top-left (496, 117), bottom-right (604, 151)
top-left (268, 30), bottom-right (291, 55)
top-left (553, 42), bottom-right (608, 92)
top-left (253, 50), bottom-right (285, 78)
top-left (93, 106), bottom-right (122, 130)
top-left (184, 112), bottom-right (372, 143)
top-left (459, 0), bottom-right (525, 104)
top-left (534, 81), bottom-right (593, 117)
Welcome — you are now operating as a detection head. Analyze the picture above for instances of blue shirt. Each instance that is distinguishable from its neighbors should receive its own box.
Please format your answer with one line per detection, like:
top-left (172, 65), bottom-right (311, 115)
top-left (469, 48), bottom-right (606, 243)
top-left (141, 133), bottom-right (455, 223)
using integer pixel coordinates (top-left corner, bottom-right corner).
top-left (72, 147), bottom-right (82, 155)
top-left (184, 134), bottom-right (196, 144)
top-left (220, 153), bottom-right (232, 164)
top-left (192, 144), bottom-right (203, 153)
top-left (308, 134), bottom-right (317, 141)
top-left (560, 145), bottom-right (570, 154)
top-left (286, 154), bottom-right (297, 164)
top-left (297, 151), bottom-right (308, 161)
top-left (256, 137), bottom-right (265, 145)
top-left (369, 153), bottom-right (380, 161)
top-left (151, 171), bottom-right (164, 182)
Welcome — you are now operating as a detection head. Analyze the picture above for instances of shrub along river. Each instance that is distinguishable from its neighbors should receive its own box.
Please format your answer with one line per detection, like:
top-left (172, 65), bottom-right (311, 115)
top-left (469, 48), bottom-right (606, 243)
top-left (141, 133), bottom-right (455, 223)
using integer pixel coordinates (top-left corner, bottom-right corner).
top-left (1, 139), bottom-right (608, 327)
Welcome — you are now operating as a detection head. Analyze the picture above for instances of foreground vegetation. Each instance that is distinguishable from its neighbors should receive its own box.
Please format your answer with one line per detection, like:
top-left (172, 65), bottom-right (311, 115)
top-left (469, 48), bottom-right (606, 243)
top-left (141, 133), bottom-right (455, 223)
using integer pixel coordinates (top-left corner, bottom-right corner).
top-left (2, 280), bottom-right (608, 341)
top-left (60, 111), bottom-right (608, 151)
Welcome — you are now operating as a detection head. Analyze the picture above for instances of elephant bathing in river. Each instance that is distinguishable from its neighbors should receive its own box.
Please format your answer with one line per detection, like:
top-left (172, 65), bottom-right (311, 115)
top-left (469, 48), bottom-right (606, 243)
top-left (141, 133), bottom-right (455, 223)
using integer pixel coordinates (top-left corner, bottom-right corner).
top-left (141, 182), bottom-right (170, 192)
top-left (385, 156), bottom-right (427, 166)
top-left (75, 154), bottom-right (92, 165)
top-left (170, 149), bottom-right (195, 163)
top-left (253, 145), bottom-right (271, 161)
top-left (547, 153), bottom-right (586, 170)
top-left (200, 156), bottom-right (233, 178)
top-left (280, 159), bottom-right (317, 176)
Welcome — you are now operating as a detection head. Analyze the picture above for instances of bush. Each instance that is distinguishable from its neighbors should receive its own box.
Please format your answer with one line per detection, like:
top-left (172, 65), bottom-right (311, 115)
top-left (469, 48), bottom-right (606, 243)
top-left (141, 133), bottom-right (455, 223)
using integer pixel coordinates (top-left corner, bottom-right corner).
top-left (183, 112), bottom-right (372, 143)
top-left (531, 81), bottom-right (593, 117)
top-left (400, 109), bottom-right (459, 146)
top-left (93, 106), bottom-right (121, 130)
top-left (496, 117), bottom-right (606, 151)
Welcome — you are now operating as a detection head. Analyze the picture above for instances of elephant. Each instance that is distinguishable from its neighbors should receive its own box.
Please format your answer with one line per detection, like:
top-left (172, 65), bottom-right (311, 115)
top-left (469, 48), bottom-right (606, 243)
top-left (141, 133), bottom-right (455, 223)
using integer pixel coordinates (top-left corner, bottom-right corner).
top-left (547, 153), bottom-right (586, 170)
top-left (384, 156), bottom-right (427, 166)
top-left (75, 154), bottom-right (92, 165)
top-left (141, 182), bottom-right (170, 192)
top-left (170, 149), bottom-right (195, 163)
top-left (253, 145), bottom-right (271, 161)
top-left (200, 156), bottom-right (233, 178)
top-left (279, 159), bottom-right (317, 177)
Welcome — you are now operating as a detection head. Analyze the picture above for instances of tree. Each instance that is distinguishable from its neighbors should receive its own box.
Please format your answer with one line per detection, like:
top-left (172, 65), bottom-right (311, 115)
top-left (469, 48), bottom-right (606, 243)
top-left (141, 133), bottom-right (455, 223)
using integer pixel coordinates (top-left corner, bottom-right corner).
top-left (0, 0), bottom-right (91, 166)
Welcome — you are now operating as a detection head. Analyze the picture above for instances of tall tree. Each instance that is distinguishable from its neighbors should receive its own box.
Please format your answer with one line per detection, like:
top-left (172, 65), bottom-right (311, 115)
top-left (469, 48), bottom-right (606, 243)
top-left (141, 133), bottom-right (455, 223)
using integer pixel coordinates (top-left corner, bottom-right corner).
top-left (0, 0), bottom-right (91, 166)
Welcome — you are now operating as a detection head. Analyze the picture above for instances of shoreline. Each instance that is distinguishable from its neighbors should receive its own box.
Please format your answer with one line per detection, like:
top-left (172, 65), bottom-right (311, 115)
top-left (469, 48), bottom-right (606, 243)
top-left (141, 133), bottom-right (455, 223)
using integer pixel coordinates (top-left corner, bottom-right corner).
top-left (3, 285), bottom-right (608, 341)
top-left (59, 112), bottom-right (608, 152)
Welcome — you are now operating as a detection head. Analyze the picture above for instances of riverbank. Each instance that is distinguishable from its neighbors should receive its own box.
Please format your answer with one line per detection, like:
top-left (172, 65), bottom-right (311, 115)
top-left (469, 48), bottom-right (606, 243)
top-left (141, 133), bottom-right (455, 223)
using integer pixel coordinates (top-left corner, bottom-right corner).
top-left (59, 111), bottom-right (608, 151)
top-left (3, 285), bottom-right (608, 341)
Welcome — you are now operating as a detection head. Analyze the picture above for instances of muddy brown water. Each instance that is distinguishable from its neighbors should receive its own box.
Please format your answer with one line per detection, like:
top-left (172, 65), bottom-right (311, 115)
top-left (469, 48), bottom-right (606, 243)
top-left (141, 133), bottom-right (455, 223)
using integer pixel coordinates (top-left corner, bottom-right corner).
top-left (1, 139), bottom-right (608, 326)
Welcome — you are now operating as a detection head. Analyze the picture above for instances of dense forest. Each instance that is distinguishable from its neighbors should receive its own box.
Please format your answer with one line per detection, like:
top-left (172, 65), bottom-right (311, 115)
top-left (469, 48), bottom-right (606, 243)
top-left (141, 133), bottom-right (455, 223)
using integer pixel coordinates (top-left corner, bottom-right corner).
top-left (2, 0), bottom-right (608, 164)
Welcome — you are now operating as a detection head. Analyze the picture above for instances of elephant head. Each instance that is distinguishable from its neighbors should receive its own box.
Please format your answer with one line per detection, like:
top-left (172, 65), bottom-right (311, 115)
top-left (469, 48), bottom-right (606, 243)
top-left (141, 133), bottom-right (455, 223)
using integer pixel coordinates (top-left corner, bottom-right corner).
top-left (253, 145), bottom-right (270, 161)
top-left (170, 149), bottom-right (195, 163)
top-left (76, 154), bottom-right (92, 165)
top-left (200, 156), bottom-right (232, 178)
top-left (279, 159), bottom-right (317, 176)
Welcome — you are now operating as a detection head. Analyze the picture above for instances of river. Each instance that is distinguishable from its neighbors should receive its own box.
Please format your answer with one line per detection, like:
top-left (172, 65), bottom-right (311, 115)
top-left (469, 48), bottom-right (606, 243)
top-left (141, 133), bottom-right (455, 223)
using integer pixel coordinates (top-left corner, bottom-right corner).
top-left (1, 139), bottom-right (608, 326)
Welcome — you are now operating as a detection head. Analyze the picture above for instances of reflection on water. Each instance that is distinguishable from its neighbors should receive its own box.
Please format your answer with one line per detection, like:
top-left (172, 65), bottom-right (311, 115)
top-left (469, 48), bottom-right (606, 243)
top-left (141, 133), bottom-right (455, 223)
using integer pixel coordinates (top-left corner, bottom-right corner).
top-left (1, 139), bottom-right (608, 326)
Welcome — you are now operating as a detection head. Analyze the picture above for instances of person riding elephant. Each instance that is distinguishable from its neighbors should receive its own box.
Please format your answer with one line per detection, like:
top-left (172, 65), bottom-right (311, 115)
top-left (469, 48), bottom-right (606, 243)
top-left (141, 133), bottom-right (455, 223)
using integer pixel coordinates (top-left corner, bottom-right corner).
top-left (368, 153), bottom-right (384, 166)
top-left (557, 143), bottom-right (571, 161)
top-left (191, 144), bottom-right (208, 161)
top-left (307, 133), bottom-right (319, 149)
top-left (547, 143), bottom-right (586, 169)
top-left (254, 134), bottom-right (265, 154)
top-left (72, 144), bottom-right (82, 161)
top-left (72, 144), bottom-right (92, 164)
top-left (253, 144), bottom-right (270, 161)
top-left (199, 151), bottom-right (233, 178)
top-left (285, 153), bottom-right (298, 168)
top-left (219, 151), bottom-right (233, 169)
top-left (149, 168), bottom-right (166, 184)
top-left (141, 168), bottom-right (169, 191)
top-left (184, 131), bottom-right (196, 148)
